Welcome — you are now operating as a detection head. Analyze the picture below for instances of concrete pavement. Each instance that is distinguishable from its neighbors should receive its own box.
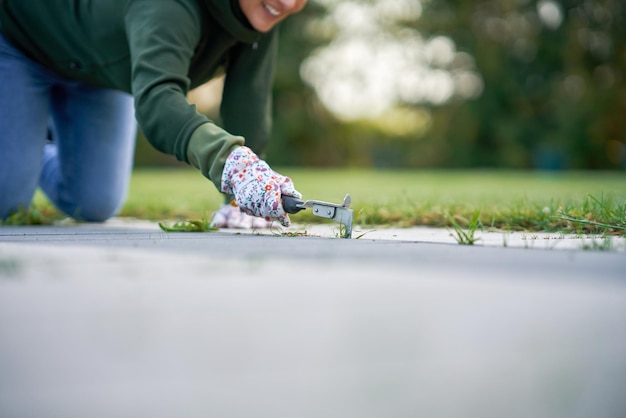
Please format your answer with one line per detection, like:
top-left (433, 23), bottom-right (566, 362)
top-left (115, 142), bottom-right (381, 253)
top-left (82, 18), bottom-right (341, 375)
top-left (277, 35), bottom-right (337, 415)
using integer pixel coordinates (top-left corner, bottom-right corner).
top-left (1, 220), bottom-right (625, 418)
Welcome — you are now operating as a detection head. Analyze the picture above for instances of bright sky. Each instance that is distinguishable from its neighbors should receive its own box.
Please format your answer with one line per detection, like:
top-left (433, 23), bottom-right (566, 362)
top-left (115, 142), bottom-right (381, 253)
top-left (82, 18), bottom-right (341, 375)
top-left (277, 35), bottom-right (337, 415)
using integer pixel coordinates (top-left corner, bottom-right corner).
top-left (300, 0), bottom-right (484, 121)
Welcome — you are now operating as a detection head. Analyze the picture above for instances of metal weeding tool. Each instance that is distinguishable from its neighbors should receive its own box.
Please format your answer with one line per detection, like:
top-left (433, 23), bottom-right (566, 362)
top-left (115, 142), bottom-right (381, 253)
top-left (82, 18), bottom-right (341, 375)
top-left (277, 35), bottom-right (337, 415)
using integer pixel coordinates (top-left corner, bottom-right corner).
top-left (282, 194), bottom-right (354, 239)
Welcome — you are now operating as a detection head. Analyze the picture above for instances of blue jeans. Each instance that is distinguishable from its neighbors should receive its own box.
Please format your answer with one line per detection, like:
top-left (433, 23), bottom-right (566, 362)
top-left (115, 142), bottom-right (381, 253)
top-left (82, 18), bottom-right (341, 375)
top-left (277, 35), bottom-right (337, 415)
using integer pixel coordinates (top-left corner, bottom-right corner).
top-left (0, 32), bottom-right (137, 221)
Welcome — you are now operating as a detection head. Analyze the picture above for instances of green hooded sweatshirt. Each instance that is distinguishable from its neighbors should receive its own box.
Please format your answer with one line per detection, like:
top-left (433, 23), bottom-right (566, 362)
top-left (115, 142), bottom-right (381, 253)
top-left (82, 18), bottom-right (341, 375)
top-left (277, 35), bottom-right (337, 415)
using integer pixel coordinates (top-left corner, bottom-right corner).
top-left (0, 0), bottom-right (277, 190)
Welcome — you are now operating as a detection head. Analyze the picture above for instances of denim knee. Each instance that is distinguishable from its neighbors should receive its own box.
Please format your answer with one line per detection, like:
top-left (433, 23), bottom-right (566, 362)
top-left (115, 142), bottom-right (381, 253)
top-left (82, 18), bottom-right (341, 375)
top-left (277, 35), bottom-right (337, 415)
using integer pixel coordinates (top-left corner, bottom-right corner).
top-left (61, 192), bottom-right (125, 222)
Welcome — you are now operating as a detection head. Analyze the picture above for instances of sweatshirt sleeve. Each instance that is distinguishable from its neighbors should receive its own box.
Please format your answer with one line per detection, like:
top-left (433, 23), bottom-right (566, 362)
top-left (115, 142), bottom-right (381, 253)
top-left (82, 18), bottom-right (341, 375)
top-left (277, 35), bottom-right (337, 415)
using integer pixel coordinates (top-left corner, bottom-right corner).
top-left (220, 28), bottom-right (278, 156)
top-left (125, 0), bottom-right (242, 189)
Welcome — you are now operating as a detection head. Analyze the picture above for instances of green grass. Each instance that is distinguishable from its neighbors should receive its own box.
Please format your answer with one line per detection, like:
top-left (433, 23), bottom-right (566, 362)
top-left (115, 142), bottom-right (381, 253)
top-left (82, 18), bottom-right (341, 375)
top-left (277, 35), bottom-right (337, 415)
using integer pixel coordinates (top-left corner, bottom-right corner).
top-left (158, 216), bottom-right (218, 233)
top-left (16, 168), bottom-right (626, 236)
top-left (446, 209), bottom-right (482, 245)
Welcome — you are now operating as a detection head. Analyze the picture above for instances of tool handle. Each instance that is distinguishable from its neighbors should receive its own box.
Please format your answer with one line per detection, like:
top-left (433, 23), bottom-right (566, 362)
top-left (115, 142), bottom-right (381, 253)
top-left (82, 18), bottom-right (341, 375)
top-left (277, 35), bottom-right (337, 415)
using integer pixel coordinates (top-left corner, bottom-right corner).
top-left (282, 195), bottom-right (305, 214)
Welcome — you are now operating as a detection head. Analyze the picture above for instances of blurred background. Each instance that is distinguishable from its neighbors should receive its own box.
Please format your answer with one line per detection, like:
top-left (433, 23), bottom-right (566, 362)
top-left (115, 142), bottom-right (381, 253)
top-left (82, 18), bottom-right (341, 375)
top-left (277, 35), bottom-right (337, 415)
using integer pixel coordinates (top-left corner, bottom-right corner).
top-left (135, 0), bottom-right (626, 171)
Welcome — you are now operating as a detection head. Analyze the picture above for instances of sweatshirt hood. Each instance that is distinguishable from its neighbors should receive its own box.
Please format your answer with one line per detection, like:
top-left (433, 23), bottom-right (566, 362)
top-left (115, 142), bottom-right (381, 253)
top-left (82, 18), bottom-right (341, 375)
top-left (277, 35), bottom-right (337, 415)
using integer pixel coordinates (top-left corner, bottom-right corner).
top-left (202, 0), bottom-right (261, 44)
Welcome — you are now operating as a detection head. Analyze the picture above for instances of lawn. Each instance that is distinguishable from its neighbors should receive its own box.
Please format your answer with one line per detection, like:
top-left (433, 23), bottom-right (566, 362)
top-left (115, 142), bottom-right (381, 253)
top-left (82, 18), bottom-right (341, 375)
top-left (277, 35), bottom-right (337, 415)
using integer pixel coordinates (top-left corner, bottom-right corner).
top-left (18, 168), bottom-right (626, 235)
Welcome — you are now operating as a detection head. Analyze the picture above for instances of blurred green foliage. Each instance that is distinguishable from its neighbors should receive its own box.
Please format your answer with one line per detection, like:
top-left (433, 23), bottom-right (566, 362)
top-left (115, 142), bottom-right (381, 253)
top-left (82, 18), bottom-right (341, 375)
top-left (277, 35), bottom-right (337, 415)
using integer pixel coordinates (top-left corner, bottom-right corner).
top-left (418, 0), bottom-right (626, 170)
top-left (134, 0), bottom-right (626, 170)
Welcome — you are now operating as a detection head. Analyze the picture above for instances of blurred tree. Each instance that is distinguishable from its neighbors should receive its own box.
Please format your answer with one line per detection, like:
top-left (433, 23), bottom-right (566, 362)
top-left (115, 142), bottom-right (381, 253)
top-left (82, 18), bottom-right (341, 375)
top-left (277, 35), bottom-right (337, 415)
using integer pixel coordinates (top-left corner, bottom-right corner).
top-left (270, 0), bottom-right (626, 169)
top-left (267, 0), bottom-right (347, 166)
top-left (135, 0), bottom-right (626, 170)
top-left (418, 0), bottom-right (626, 169)
top-left (270, 0), bottom-right (476, 167)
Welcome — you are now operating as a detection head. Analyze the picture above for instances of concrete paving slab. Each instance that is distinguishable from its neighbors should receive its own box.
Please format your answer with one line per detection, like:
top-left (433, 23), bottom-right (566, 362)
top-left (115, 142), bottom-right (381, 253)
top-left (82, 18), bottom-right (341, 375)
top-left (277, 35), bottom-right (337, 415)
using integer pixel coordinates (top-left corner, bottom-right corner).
top-left (1, 220), bottom-right (625, 418)
top-left (3, 217), bottom-right (625, 251)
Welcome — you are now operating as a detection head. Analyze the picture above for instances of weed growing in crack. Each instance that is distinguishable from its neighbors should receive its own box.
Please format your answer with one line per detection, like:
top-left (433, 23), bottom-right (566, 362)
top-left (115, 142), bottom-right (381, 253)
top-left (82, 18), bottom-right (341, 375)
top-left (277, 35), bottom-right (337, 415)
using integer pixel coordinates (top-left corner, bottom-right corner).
top-left (158, 214), bottom-right (217, 232)
top-left (446, 210), bottom-right (481, 245)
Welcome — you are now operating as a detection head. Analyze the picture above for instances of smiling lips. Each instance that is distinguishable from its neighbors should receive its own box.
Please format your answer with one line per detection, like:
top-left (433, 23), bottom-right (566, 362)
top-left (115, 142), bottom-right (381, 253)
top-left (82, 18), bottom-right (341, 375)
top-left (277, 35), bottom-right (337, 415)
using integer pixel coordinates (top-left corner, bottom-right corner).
top-left (263, 2), bottom-right (280, 17)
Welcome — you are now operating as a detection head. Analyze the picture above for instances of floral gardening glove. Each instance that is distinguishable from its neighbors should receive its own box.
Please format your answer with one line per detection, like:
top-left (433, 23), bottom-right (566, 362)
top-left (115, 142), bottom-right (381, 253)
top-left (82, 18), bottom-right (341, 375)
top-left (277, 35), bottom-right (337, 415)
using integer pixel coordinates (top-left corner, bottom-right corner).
top-left (221, 146), bottom-right (302, 227)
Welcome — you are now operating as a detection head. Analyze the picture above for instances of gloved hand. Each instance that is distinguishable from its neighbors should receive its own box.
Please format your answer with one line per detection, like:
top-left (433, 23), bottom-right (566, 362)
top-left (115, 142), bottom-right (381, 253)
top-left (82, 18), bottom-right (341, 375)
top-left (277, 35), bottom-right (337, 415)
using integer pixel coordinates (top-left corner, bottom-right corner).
top-left (221, 146), bottom-right (301, 227)
top-left (210, 200), bottom-right (274, 229)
